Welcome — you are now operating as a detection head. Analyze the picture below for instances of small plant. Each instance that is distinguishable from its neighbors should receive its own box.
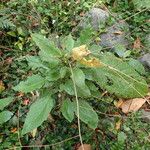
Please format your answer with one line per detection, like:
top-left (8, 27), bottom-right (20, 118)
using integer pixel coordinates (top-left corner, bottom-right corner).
top-left (0, 29), bottom-right (148, 136)
top-left (0, 30), bottom-right (149, 133)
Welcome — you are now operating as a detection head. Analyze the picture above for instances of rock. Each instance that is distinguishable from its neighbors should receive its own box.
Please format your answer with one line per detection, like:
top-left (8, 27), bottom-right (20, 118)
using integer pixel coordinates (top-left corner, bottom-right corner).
top-left (139, 53), bottom-right (150, 68)
top-left (141, 110), bottom-right (150, 123)
top-left (100, 21), bottom-right (130, 50)
top-left (79, 8), bottom-right (109, 30)
top-left (78, 8), bottom-right (130, 50)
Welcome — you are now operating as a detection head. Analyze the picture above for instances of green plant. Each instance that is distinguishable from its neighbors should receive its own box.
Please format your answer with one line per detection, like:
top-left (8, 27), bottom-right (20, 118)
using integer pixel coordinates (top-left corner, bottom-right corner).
top-left (1, 29), bottom-right (148, 135)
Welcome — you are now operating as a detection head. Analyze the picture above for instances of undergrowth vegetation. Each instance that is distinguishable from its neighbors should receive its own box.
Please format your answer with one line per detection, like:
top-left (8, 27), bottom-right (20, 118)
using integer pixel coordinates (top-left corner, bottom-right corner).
top-left (0, 0), bottom-right (150, 149)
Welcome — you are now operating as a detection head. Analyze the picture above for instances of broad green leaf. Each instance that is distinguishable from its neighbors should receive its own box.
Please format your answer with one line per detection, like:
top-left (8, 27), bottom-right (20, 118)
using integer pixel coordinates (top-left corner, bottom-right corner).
top-left (128, 58), bottom-right (145, 75)
top-left (60, 80), bottom-right (74, 96)
top-left (0, 97), bottom-right (13, 110)
top-left (39, 50), bottom-right (60, 66)
top-left (22, 96), bottom-right (54, 135)
top-left (13, 74), bottom-right (45, 93)
top-left (64, 34), bottom-right (74, 52)
top-left (86, 53), bottom-right (148, 98)
top-left (31, 33), bottom-right (62, 57)
top-left (46, 69), bottom-right (60, 81)
top-left (0, 111), bottom-right (13, 124)
top-left (72, 68), bottom-right (85, 87)
top-left (73, 100), bottom-right (99, 129)
top-left (26, 56), bottom-right (48, 70)
top-left (72, 68), bottom-right (91, 97)
top-left (60, 67), bottom-right (68, 78)
top-left (60, 80), bottom-right (90, 97)
top-left (78, 27), bottom-right (94, 45)
top-left (61, 99), bottom-right (74, 122)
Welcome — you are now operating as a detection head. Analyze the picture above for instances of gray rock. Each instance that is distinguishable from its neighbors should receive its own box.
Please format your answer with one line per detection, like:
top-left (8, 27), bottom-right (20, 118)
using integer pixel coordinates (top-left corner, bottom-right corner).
top-left (141, 110), bottom-right (150, 123)
top-left (79, 8), bottom-right (109, 30)
top-left (139, 53), bottom-right (150, 68)
top-left (100, 21), bottom-right (129, 50)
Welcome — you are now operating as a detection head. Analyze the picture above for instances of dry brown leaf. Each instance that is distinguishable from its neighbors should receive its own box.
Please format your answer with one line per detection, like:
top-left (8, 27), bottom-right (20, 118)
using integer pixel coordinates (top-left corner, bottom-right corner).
top-left (78, 144), bottom-right (92, 150)
top-left (133, 37), bottom-right (141, 49)
top-left (121, 98), bottom-right (146, 114)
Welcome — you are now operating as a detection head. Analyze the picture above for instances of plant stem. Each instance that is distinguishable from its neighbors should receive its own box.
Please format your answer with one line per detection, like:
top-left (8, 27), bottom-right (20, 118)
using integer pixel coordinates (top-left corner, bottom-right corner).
top-left (68, 61), bottom-right (84, 150)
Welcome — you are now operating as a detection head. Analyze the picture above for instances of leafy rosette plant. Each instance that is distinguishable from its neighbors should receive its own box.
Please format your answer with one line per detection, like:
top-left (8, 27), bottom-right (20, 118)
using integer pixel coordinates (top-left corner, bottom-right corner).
top-left (0, 29), bottom-right (148, 136)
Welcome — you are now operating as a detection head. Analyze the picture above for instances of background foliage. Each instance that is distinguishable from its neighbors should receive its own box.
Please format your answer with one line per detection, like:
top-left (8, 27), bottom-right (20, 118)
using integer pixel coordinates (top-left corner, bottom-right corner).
top-left (0, 0), bottom-right (150, 149)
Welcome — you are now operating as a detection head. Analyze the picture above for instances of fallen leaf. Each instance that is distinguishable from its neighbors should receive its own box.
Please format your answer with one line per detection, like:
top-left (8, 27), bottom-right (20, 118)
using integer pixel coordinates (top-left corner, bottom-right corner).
top-left (133, 37), bottom-right (141, 49)
top-left (121, 98), bottom-right (146, 114)
top-left (77, 144), bottom-right (91, 150)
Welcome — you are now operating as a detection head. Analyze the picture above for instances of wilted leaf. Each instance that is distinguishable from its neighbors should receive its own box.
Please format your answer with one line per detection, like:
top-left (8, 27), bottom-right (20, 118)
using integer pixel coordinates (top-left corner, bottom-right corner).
top-left (78, 144), bottom-right (91, 150)
top-left (72, 45), bottom-right (91, 60)
top-left (121, 98), bottom-right (146, 113)
top-left (80, 58), bottom-right (103, 67)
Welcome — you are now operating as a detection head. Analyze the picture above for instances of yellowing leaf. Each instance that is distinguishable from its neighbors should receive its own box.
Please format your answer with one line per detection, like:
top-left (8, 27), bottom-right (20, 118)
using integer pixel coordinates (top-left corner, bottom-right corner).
top-left (80, 58), bottom-right (103, 67)
top-left (115, 119), bottom-right (122, 130)
top-left (121, 98), bottom-right (146, 114)
top-left (78, 144), bottom-right (91, 150)
top-left (72, 45), bottom-right (91, 60)
top-left (31, 128), bottom-right (37, 137)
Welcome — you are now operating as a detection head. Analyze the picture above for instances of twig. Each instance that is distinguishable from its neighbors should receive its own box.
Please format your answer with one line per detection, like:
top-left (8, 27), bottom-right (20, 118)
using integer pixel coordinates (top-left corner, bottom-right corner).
top-left (6, 135), bottom-right (79, 150)
top-left (69, 62), bottom-right (84, 150)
